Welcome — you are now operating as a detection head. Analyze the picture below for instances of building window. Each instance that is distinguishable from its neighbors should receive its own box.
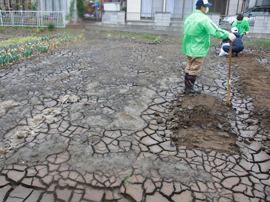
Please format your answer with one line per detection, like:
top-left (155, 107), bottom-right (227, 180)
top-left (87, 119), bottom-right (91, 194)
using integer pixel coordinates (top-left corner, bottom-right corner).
top-left (141, 0), bottom-right (163, 15)
top-left (208, 0), bottom-right (227, 15)
top-left (166, 0), bottom-right (195, 19)
top-left (141, 0), bottom-right (196, 19)
top-left (152, 0), bottom-right (163, 13)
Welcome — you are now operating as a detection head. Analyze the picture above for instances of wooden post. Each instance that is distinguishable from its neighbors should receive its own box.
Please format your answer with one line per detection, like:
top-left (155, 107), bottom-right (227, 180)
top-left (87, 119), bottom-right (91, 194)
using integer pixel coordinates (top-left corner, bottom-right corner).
top-left (227, 41), bottom-right (233, 105)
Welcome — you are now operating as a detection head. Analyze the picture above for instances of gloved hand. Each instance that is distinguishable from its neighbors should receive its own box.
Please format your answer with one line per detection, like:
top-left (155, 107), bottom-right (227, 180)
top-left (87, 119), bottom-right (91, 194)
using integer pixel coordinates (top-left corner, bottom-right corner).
top-left (228, 33), bottom-right (236, 42)
top-left (245, 31), bottom-right (249, 35)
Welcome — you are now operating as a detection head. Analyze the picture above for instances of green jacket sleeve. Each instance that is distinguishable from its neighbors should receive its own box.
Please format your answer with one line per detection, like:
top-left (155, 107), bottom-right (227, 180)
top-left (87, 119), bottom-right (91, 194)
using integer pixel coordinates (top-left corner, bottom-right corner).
top-left (244, 20), bottom-right (250, 31)
top-left (232, 21), bottom-right (237, 28)
top-left (204, 18), bottom-right (229, 39)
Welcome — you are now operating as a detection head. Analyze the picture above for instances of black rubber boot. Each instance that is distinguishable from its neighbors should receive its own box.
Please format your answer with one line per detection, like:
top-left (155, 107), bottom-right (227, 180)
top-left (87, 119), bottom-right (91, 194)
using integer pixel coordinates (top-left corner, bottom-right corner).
top-left (186, 75), bottom-right (201, 93)
top-left (184, 73), bottom-right (190, 91)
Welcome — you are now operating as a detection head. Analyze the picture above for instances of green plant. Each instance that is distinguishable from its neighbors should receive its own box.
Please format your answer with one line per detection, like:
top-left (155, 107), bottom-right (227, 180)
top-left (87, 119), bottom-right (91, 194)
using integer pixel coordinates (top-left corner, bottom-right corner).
top-left (107, 34), bottom-right (111, 41)
top-left (140, 34), bottom-right (156, 40)
top-left (77, 0), bottom-right (85, 18)
top-left (0, 36), bottom-right (39, 47)
top-left (0, 33), bottom-right (84, 67)
top-left (21, 45), bottom-right (34, 58)
top-left (29, 0), bottom-right (37, 11)
top-left (48, 23), bottom-right (55, 31)
top-left (67, 0), bottom-right (75, 21)
top-left (154, 36), bottom-right (162, 43)
top-left (123, 171), bottom-right (135, 187)
top-left (40, 27), bottom-right (45, 32)
top-left (36, 27), bottom-right (46, 33)
top-left (244, 39), bottom-right (270, 52)
top-left (37, 43), bottom-right (50, 53)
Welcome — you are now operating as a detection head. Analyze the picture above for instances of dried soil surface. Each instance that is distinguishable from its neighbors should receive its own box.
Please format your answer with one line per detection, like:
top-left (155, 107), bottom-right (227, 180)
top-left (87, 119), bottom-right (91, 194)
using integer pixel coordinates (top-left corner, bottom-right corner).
top-left (232, 52), bottom-right (270, 148)
top-left (1, 30), bottom-right (270, 201)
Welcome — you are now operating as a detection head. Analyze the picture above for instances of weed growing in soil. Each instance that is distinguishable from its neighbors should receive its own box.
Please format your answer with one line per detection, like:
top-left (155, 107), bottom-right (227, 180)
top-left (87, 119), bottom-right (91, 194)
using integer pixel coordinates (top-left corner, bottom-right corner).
top-left (123, 171), bottom-right (135, 187)
top-left (244, 39), bottom-right (270, 51)
top-left (48, 23), bottom-right (56, 31)
top-left (36, 27), bottom-right (45, 33)
top-left (0, 37), bottom-right (39, 47)
top-left (116, 32), bottom-right (133, 37)
top-left (140, 34), bottom-right (157, 40)
top-left (154, 36), bottom-right (162, 43)
top-left (0, 27), bottom-right (36, 35)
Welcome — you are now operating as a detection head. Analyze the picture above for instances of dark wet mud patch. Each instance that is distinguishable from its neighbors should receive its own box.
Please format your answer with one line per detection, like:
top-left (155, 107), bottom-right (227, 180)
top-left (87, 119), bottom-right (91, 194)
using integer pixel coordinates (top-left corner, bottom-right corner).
top-left (167, 94), bottom-right (239, 154)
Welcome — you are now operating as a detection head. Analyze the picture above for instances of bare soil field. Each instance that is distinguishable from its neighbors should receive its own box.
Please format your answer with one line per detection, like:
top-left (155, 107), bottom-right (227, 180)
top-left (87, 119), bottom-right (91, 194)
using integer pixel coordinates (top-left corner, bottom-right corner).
top-left (0, 29), bottom-right (269, 201)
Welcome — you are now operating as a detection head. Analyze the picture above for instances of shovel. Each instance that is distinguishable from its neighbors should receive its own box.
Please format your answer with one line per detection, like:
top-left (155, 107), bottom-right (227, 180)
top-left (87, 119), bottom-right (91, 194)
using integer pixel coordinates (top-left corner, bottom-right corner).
top-left (227, 41), bottom-right (233, 106)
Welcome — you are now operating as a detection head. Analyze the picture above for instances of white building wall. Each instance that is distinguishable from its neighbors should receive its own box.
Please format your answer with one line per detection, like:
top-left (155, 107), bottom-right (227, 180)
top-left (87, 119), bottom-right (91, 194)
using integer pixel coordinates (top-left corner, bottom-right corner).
top-left (40, 0), bottom-right (67, 12)
top-left (236, 1), bottom-right (243, 13)
top-left (228, 0), bottom-right (239, 15)
top-left (67, 0), bottom-right (72, 15)
top-left (127, 0), bottom-right (141, 20)
top-left (249, 0), bottom-right (257, 8)
top-left (256, 0), bottom-right (263, 5)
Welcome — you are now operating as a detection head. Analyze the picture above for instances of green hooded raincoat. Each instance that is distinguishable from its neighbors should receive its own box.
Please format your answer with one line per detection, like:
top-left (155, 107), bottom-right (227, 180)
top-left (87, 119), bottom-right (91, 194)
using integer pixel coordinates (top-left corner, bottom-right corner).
top-left (183, 10), bottom-right (229, 58)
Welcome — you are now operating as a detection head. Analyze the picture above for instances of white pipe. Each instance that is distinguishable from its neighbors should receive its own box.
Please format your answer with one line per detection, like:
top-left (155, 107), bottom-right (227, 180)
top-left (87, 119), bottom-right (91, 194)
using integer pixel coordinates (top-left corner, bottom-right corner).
top-left (163, 0), bottom-right (166, 12)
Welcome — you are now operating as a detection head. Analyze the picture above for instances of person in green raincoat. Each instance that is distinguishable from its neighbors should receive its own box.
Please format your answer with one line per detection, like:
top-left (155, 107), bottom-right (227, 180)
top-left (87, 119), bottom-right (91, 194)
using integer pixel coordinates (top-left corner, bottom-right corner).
top-left (232, 14), bottom-right (250, 42)
top-left (183, 0), bottom-right (236, 93)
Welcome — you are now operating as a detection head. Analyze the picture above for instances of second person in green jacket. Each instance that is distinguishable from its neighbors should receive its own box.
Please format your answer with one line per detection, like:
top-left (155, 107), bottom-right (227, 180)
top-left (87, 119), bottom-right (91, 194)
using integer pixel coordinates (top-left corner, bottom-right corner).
top-left (183, 0), bottom-right (236, 93)
top-left (232, 14), bottom-right (250, 42)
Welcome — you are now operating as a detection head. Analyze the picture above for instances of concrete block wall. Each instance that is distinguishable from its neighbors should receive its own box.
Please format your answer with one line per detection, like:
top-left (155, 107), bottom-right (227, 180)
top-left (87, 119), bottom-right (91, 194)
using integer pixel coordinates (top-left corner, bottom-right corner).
top-left (102, 12), bottom-right (270, 34)
top-left (253, 16), bottom-right (270, 34)
top-left (102, 11), bottom-right (125, 25)
top-left (154, 12), bottom-right (171, 27)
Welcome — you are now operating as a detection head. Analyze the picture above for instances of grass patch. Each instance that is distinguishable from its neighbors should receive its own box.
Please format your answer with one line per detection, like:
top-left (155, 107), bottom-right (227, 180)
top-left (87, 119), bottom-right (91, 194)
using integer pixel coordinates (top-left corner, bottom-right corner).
top-left (244, 39), bottom-right (270, 51)
top-left (17, 27), bottom-right (36, 32)
top-left (115, 31), bottom-right (135, 38)
top-left (0, 36), bottom-right (39, 47)
top-left (140, 34), bottom-right (157, 40)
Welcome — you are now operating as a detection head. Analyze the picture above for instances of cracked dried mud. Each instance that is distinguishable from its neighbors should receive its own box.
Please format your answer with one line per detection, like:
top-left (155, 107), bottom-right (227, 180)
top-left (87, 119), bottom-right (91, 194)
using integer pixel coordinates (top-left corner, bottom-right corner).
top-left (0, 30), bottom-right (269, 202)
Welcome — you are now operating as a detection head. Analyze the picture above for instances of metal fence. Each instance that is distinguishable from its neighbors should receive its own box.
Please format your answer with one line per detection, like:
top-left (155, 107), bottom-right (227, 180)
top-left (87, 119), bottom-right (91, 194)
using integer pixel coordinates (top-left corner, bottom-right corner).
top-left (0, 11), bottom-right (65, 28)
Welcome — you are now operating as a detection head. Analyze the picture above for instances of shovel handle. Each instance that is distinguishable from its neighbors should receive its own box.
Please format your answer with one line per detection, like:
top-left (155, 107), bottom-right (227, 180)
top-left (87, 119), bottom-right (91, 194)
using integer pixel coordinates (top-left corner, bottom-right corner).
top-left (227, 41), bottom-right (233, 104)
